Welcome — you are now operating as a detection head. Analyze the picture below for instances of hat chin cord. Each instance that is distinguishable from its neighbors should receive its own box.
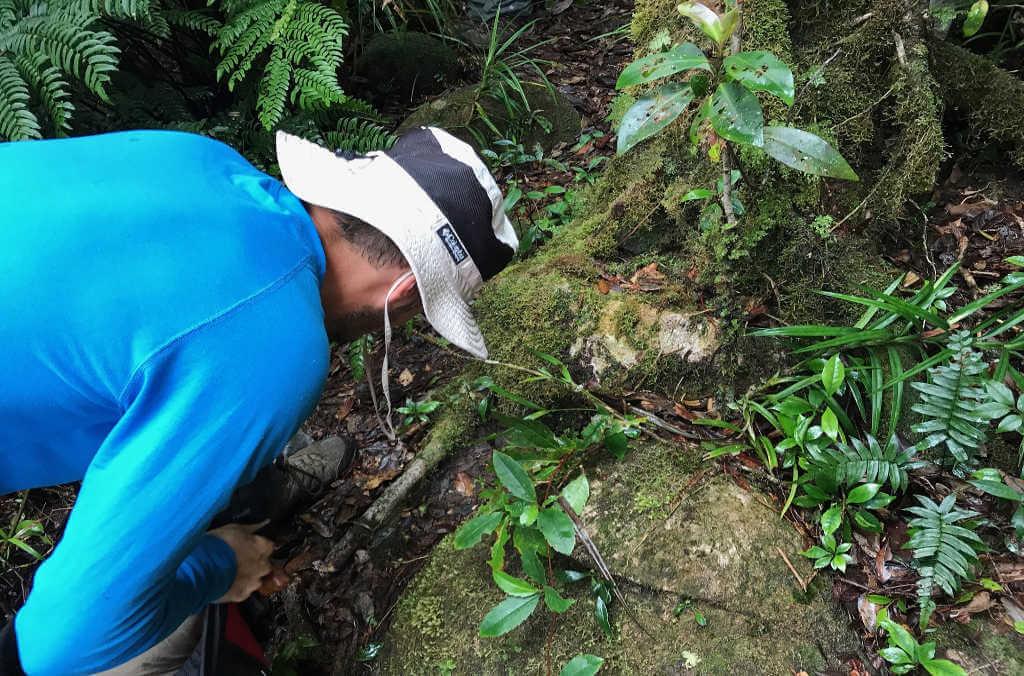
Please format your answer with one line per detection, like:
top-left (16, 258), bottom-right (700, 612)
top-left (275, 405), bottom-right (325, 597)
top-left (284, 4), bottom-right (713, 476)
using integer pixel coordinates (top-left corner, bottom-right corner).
top-left (367, 270), bottom-right (414, 442)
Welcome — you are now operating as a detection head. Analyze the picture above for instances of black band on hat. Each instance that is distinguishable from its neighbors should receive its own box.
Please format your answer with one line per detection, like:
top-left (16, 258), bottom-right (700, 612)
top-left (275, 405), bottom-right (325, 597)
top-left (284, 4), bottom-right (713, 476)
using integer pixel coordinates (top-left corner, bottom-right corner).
top-left (386, 129), bottom-right (514, 280)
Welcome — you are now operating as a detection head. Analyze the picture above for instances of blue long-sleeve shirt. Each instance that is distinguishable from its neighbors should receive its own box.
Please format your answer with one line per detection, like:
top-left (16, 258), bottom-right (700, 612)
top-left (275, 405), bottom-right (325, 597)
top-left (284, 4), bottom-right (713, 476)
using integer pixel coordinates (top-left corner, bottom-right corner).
top-left (0, 130), bottom-right (330, 673)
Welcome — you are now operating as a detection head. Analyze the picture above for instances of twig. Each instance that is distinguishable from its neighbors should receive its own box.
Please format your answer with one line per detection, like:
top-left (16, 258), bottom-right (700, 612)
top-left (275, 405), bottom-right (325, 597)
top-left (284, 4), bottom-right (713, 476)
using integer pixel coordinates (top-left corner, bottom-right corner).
top-left (787, 48), bottom-right (843, 125)
top-left (626, 404), bottom-right (706, 440)
top-left (776, 547), bottom-right (807, 592)
top-left (559, 496), bottom-right (653, 638)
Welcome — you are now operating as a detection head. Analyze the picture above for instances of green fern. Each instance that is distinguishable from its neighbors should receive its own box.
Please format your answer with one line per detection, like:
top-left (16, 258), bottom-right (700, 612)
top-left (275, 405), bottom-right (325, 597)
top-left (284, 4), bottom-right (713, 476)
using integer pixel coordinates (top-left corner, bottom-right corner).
top-left (0, 0), bottom-right (119, 140)
top-left (214, 0), bottom-right (348, 130)
top-left (905, 494), bottom-right (986, 628)
top-left (322, 116), bottom-right (395, 153)
top-left (805, 434), bottom-right (922, 494)
top-left (911, 331), bottom-right (989, 466)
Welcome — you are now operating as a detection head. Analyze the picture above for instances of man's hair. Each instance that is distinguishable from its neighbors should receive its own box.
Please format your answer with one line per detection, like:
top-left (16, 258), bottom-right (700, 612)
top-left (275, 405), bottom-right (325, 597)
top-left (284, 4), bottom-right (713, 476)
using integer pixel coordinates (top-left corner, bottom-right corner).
top-left (305, 201), bottom-right (406, 267)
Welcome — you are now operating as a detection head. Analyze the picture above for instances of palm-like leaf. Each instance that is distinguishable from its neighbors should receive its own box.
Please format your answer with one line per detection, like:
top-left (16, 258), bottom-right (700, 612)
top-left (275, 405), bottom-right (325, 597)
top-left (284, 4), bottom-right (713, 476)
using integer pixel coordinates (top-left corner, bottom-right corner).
top-left (911, 331), bottom-right (989, 466)
top-left (905, 494), bottom-right (985, 624)
top-left (805, 434), bottom-right (922, 494)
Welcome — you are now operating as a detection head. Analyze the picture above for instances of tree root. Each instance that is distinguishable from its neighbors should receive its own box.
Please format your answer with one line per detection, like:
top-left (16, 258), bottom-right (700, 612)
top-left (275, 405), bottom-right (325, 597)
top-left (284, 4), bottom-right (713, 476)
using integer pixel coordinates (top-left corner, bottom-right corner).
top-left (315, 384), bottom-right (476, 574)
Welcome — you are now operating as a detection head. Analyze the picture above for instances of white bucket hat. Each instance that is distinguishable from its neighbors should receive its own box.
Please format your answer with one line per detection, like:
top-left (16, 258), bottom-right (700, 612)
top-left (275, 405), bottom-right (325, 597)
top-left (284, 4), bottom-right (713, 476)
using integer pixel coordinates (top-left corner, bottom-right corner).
top-left (275, 126), bottom-right (519, 360)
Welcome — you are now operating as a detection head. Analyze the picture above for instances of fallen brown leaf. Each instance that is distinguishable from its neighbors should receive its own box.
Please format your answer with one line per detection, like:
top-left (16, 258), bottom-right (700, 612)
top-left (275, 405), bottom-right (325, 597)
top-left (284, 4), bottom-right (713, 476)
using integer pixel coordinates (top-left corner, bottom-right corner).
top-left (858, 594), bottom-right (881, 631)
top-left (951, 591), bottom-right (993, 622)
top-left (453, 471), bottom-right (475, 497)
top-left (398, 368), bottom-right (415, 386)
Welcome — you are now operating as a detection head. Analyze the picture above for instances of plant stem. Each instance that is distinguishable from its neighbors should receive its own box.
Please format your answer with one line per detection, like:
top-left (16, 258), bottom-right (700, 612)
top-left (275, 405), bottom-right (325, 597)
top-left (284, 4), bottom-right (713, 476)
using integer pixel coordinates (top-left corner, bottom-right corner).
top-left (719, 10), bottom-right (743, 229)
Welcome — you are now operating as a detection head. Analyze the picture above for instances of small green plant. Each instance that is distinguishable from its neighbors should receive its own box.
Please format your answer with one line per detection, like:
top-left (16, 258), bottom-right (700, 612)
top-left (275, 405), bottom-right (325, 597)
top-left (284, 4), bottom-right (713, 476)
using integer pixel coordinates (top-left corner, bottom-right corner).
top-left (800, 506), bottom-right (855, 572)
top-left (453, 353), bottom-right (642, 638)
top-left (877, 609), bottom-right (967, 675)
top-left (614, 0), bottom-right (858, 235)
top-left (0, 515), bottom-right (49, 562)
top-left (396, 396), bottom-right (441, 427)
top-left (270, 634), bottom-right (319, 676)
top-left (905, 494), bottom-right (986, 629)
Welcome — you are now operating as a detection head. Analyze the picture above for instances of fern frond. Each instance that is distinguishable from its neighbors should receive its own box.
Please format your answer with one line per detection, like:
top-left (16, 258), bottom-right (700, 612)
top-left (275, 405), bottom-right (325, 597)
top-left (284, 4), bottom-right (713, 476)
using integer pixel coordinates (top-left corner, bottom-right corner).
top-left (911, 331), bottom-right (989, 466)
top-left (322, 116), bottom-right (396, 153)
top-left (214, 0), bottom-right (347, 129)
top-left (905, 494), bottom-right (985, 626)
top-left (806, 434), bottom-right (922, 494)
top-left (15, 51), bottom-right (71, 133)
top-left (161, 8), bottom-right (220, 35)
top-left (0, 52), bottom-right (40, 139)
top-left (256, 43), bottom-right (289, 130)
top-left (61, 0), bottom-right (153, 19)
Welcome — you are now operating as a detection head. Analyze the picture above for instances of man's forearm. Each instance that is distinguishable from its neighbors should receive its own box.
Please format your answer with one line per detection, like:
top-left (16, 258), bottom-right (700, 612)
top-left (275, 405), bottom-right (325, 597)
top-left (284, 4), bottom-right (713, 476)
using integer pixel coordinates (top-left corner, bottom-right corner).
top-left (1, 618), bottom-right (25, 675)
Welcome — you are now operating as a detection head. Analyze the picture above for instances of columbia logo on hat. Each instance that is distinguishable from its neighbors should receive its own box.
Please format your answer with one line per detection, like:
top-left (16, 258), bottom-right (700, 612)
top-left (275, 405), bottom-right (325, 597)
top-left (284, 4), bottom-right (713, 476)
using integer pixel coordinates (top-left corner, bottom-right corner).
top-left (436, 225), bottom-right (469, 265)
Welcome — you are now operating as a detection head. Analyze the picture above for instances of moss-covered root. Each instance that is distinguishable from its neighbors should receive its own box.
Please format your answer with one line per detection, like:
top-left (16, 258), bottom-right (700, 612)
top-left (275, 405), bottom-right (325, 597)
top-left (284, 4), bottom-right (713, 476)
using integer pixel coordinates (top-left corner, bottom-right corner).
top-left (930, 40), bottom-right (1024, 169)
top-left (321, 380), bottom-right (477, 573)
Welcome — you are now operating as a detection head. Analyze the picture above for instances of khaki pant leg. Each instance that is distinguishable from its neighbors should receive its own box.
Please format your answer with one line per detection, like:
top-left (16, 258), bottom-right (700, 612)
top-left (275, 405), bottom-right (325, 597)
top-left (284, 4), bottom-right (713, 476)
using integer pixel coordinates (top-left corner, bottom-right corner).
top-left (94, 613), bottom-right (202, 676)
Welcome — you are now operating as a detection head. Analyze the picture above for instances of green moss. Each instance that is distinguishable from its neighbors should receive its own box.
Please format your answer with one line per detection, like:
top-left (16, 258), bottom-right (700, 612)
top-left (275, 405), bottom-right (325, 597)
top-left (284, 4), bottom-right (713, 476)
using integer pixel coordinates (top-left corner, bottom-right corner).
top-left (607, 92), bottom-right (636, 127)
top-left (931, 41), bottom-right (1024, 169)
top-left (358, 31), bottom-right (458, 98)
top-left (377, 442), bottom-right (863, 675)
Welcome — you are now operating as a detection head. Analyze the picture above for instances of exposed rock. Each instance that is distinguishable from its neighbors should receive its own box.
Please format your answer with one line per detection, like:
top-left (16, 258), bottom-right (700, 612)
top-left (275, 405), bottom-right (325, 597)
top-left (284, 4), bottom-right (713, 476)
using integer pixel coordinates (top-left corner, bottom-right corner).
top-left (399, 81), bottom-right (582, 152)
top-left (376, 442), bottom-right (864, 674)
top-left (357, 32), bottom-right (460, 100)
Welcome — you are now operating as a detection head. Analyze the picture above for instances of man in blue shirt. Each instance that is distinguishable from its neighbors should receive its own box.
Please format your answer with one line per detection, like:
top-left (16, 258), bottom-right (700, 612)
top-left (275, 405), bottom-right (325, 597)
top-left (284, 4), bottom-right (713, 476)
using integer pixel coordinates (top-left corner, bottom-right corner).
top-left (0, 126), bottom-right (518, 674)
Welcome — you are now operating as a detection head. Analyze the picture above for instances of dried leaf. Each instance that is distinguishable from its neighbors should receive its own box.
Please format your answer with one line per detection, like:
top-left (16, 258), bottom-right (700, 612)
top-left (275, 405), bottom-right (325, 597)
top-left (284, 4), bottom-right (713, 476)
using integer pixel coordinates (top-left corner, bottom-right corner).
top-left (398, 369), bottom-right (415, 386)
top-left (876, 541), bottom-right (893, 583)
top-left (597, 278), bottom-right (611, 295)
top-left (453, 471), bottom-right (475, 497)
top-left (951, 591), bottom-right (992, 621)
top-left (335, 397), bottom-right (355, 421)
top-left (857, 594), bottom-right (881, 631)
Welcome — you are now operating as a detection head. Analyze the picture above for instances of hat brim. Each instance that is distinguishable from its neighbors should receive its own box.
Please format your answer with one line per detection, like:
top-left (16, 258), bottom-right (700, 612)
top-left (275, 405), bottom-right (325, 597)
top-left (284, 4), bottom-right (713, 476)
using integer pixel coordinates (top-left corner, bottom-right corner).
top-left (276, 131), bottom-right (490, 359)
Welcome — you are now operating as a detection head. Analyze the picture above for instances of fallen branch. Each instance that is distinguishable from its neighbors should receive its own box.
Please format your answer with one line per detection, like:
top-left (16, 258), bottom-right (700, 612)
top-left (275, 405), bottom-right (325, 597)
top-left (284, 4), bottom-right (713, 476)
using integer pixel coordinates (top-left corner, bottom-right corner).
top-left (776, 547), bottom-right (807, 592)
top-left (316, 391), bottom-right (473, 574)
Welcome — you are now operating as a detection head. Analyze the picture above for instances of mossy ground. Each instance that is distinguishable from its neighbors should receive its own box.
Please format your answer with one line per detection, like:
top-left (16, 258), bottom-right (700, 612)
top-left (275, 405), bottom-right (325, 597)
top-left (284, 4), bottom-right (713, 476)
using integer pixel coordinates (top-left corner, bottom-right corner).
top-left (376, 442), bottom-right (863, 675)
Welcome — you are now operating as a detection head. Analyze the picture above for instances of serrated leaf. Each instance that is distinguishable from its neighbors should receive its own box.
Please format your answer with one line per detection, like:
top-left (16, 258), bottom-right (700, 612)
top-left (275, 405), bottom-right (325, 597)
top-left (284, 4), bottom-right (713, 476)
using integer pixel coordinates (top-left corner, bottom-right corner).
top-left (617, 83), bottom-right (695, 154)
top-left (616, 43), bottom-right (710, 89)
top-left (708, 81), bottom-right (764, 146)
top-left (760, 126), bottom-right (859, 180)
top-left (493, 451), bottom-right (536, 503)
top-left (454, 511), bottom-right (504, 550)
top-left (723, 50), bottom-right (795, 105)
top-left (479, 594), bottom-right (540, 637)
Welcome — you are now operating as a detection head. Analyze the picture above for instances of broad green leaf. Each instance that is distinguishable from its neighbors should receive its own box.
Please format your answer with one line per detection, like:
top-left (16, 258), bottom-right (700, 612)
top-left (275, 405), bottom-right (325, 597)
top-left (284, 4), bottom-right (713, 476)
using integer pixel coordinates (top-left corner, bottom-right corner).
top-left (538, 507), bottom-right (576, 555)
top-left (493, 570), bottom-right (540, 597)
top-left (708, 81), bottom-right (764, 146)
top-left (493, 451), bottom-right (537, 503)
top-left (882, 618), bottom-right (919, 657)
top-left (520, 503), bottom-right (539, 526)
top-left (479, 594), bottom-right (540, 637)
top-left (681, 188), bottom-right (716, 202)
top-left (998, 415), bottom-right (1022, 433)
top-left (970, 479), bottom-right (1023, 501)
top-left (760, 126), bottom-right (859, 180)
top-left (980, 578), bottom-right (1004, 592)
top-left (723, 51), bottom-right (795, 105)
top-left (821, 503), bottom-right (842, 536)
top-left (963, 0), bottom-right (988, 38)
top-left (453, 511), bottom-right (503, 550)
top-left (617, 83), bottom-right (695, 154)
top-left (559, 654), bottom-right (605, 676)
top-left (544, 585), bottom-right (576, 613)
top-left (561, 474), bottom-right (590, 514)
top-left (922, 659), bottom-right (968, 676)
top-left (514, 526), bottom-right (548, 584)
top-left (616, 43), bottom-right (710, 89)
top-left (489, 520), bottom-right (509, 572)
top-left (821, 354), bottom-right (845, 396)
top-left (848, 483), bottom-right (882, 504)
top-left (604, 430), bottom-right (629, 460)
top-left (853, 509), bottom-right (883, 533)
top-left (594, 594), bottom-right (613, 637)
top-left (821, 408), bottom-right (839, 441)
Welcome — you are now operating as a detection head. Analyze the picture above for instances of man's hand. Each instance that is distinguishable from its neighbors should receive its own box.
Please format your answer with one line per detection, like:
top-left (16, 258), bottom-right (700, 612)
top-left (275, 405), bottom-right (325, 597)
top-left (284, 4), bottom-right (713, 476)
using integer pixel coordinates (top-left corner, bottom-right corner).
top-left (209, 521), bottom-right (275, 603)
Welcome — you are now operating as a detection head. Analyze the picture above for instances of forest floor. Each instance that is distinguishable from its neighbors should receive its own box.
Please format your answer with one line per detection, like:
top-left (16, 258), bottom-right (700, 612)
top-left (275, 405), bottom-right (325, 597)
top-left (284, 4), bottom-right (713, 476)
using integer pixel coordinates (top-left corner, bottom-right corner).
top-left (3, 1), bottom-right (1024, 674)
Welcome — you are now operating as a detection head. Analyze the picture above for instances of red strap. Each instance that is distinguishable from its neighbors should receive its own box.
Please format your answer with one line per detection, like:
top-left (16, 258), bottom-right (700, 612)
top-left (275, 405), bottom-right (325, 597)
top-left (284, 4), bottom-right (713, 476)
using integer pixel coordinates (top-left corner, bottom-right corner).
top-left (224, 604), bottom-right (269, 667)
